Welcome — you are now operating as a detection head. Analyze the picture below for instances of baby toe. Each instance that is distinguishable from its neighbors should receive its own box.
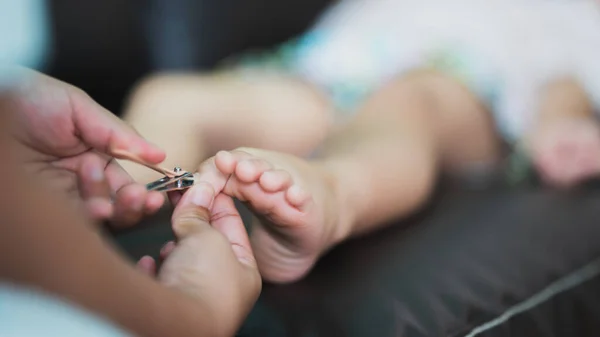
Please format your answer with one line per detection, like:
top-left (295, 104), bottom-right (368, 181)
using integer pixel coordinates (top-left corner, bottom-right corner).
top-left (286, 184), bottom-right (312, 210)
top-left (260, 169), bottom-right (293, 192)
top-left (236, 159), bottom-right (274, 182)
top-left (214, 151), bottom-right (238, 174)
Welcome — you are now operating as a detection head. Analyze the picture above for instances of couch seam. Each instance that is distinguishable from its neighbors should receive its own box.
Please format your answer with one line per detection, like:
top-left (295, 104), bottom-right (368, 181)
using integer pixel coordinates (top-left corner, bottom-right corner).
top-left (447, 256), bottom-right (600, 337)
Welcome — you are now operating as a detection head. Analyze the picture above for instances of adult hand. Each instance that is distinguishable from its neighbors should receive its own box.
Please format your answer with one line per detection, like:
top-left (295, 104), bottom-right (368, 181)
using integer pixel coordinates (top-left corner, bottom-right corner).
top-left (4, 67), bottom-right (166, 226)
top-left (138, 184), bottom-right (262, 337)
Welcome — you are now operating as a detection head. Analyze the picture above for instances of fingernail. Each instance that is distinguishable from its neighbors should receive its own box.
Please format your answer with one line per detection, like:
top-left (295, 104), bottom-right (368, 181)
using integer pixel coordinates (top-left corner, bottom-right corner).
top-left (186, 183), bottom-right (214, 208)
top-left (232, 244), bottom-right (253, 265)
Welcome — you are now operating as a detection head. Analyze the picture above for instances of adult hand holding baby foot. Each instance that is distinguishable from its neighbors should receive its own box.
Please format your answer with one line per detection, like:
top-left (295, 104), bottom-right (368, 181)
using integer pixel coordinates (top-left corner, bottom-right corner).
top-left (188, 148), bottom-right (343, 284)
top-left (4, 67), bottom-right (166, 227)
top-left (138, 183), bottom-right (262, 337)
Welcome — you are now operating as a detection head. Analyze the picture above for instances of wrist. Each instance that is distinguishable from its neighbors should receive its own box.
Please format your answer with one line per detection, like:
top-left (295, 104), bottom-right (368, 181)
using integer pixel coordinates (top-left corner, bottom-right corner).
top-left (114, 276), bottom-right (228, 337)
top-left (162, 288), bottom-right (227, 337)
top-left (161, 286), bottom-right (234, 337)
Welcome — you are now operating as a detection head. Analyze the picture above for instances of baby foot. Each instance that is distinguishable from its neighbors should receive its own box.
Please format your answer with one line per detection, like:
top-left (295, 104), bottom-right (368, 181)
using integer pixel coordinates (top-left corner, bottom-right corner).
top-left (196, 148), bottom-right (342, 283)
top-left (527, 117), bottom-right (600, 187)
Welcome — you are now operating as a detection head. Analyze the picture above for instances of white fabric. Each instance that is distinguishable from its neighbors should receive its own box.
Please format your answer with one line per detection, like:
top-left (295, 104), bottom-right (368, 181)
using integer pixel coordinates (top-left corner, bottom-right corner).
top-left (0, 0), bottom-right (50, 89)
top-left (0, 283), bottom-right (132, 337)
top-left (292, 0), bottom-right (600, 141)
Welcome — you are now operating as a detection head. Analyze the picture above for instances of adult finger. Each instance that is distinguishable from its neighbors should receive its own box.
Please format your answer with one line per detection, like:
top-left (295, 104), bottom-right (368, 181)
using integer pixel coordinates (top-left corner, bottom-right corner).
top-left (78, 153), bottom-right (111, 198)
top-left (78, 152), bottom-right (114, 220)
top-left (167, 190), bottom-right (184, 207)
top-left (104, 157), bottom-right (134, 191)
top-left (210, 194), bottom-right (256, 267)
top-left (112, 183), bottom-right (148, 227)
top-left (143, 191), bottom-right (166, 216)
top-left (67, 85), bottom-right (165, 164)
top-left (209, 193), bottom-right (261, 309)
top-left (170, 183), bottom-right (215, 240)
top-left (109, 187), bottom-right (165, 230)
top-left (103, 158), bottom-right (165, 218)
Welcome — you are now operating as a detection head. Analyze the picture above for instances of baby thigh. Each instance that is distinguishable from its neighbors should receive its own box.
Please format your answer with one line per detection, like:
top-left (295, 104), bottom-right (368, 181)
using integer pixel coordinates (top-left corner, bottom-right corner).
top-left (121, 72), bottom-right (332, 183)
top-left (377, 69), bottom-right (503, 176)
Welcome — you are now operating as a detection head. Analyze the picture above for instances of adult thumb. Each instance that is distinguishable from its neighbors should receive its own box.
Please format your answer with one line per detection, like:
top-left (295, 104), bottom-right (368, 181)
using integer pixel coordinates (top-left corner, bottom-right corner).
top-left (171, 183), bottom-right (215, 240)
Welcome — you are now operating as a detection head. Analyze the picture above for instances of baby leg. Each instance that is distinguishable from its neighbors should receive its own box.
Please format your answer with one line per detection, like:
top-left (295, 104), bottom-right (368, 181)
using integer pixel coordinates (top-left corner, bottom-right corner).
top-left (524, 77), bottom-right (600, 187)
top-left (194, 69), bottom-right (502, 283)
top-left (323, 70), bottom-right (502, 233)
top-left (119, 72), bottom-right (332, 183)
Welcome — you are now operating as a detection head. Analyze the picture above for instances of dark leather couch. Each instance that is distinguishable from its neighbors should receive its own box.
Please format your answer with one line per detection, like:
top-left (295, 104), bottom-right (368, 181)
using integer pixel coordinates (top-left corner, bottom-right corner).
top-left (47, 2), bottom-right (600, 336)
top-left (115, 182), bottom-right (600, 337)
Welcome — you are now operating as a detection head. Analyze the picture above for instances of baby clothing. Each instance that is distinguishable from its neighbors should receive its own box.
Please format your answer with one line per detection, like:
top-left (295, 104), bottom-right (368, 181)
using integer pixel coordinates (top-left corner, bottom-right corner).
top-left (0, 283), bottom-right (132, 337)
top-left (233, 0), bottom-right (600, 143)
top-left (0, 0), bottom-right (51, 85)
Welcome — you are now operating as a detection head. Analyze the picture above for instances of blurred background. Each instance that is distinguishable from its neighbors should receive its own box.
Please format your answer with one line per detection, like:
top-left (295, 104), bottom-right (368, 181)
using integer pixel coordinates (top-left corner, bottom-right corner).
top-left (32, 0), bottom-right (332, 114)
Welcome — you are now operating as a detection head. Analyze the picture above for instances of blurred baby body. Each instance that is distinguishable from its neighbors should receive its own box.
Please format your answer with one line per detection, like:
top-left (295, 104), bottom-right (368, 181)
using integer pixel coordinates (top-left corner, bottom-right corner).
top-left (290, 0), bottom-right (600, 141)
top-left (120, 0), bottom-right (600, 284)
top-left (122, 0), bottom-right (600, 190)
